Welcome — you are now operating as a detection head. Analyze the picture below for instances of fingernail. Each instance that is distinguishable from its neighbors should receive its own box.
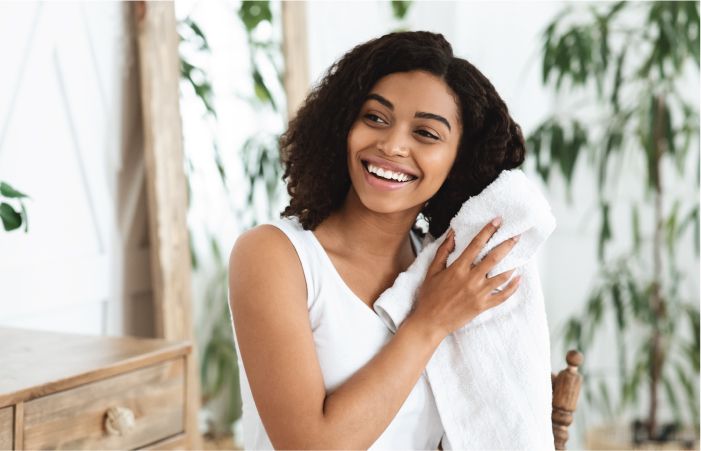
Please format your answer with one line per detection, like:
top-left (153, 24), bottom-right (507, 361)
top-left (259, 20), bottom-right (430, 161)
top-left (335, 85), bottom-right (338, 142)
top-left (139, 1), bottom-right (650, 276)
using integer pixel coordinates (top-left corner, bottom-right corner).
top-left (491, 217), bottom-right (502, 227)
top-left (512, 234), bottom-right (521, 242)
top-left (514, 275), bottom-right (522, 284)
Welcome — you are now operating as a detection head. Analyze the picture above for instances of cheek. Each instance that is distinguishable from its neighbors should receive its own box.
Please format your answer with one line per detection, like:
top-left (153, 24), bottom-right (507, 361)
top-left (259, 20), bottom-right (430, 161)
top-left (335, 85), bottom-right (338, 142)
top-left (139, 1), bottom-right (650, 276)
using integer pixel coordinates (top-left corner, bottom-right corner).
top-left (419, 150), bottom-right (457, 184)
top-left (347, 122), bottom-right (367, 154)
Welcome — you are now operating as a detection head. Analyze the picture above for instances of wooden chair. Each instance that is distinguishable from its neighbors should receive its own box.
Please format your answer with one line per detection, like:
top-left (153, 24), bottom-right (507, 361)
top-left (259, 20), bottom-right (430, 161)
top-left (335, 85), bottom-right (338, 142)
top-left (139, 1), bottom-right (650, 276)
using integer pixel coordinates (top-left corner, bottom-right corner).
top-left (552, 350), bottom-right (584, 450)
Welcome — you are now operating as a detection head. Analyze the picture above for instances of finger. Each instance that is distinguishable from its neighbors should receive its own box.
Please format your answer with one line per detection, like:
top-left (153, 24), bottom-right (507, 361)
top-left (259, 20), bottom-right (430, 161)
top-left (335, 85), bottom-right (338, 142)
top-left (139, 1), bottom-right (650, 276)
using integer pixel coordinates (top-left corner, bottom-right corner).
top-left (488, 274), bottom-right (521, 306)
top-left (485, 268), bottom-right (516, 292)
top-left (426, 229), bottom-right (455, 279)
top-left (453, 217), bottom-right (502, 273)
top-left (473, 234), bottom-right (520, 277)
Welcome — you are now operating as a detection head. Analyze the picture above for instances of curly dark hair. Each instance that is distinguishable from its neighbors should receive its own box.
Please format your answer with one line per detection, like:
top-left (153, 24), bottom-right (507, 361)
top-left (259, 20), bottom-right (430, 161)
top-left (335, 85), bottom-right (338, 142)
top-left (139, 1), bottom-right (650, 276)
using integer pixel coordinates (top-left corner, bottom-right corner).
top-left (280, 31), bottom-right (526, 238)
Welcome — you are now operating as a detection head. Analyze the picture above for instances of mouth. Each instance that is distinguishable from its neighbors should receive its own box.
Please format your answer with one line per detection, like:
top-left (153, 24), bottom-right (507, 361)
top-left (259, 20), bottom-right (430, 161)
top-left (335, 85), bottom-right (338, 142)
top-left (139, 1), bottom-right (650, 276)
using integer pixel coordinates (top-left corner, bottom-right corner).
top-left (361, 160), bottom-right (419, 184)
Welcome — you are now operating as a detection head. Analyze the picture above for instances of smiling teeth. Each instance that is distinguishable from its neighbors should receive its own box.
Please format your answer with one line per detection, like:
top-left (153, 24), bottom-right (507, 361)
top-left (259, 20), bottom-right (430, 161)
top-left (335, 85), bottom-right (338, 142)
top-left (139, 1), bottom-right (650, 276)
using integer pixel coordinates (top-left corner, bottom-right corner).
top-left (367, 163), bottom-right (414, 182)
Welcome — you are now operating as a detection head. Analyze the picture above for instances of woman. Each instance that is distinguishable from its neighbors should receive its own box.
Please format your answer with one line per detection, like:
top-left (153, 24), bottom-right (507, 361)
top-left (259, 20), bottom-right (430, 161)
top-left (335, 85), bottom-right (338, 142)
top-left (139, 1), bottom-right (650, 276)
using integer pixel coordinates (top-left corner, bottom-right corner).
top-left (229, 31), bottom-right (526, 450)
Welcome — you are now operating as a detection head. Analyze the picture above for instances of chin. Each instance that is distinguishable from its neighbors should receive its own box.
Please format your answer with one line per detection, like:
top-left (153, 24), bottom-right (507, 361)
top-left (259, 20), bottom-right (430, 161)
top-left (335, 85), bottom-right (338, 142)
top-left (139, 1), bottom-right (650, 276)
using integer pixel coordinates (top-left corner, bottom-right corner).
top-left (352, 185), bottom-right (418, 215)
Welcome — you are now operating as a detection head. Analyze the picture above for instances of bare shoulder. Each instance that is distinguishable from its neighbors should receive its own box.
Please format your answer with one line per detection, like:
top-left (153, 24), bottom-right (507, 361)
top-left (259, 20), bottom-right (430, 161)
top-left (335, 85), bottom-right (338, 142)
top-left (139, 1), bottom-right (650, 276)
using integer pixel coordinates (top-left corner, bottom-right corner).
top-left (229, 223), bottom-right (299, 270)
top-left (228, 223), bottom-right (324, 448)
top-left (228, 223), bottom-right (307, 308)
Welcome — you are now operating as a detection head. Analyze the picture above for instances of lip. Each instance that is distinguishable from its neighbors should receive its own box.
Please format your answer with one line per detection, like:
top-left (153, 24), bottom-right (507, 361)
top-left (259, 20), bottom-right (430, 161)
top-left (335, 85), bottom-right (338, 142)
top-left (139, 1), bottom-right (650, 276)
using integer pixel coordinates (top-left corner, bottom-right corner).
top-left (360, 155), bottom-right (420, 178)
top-left (361, 160), bottom-right (417, 191)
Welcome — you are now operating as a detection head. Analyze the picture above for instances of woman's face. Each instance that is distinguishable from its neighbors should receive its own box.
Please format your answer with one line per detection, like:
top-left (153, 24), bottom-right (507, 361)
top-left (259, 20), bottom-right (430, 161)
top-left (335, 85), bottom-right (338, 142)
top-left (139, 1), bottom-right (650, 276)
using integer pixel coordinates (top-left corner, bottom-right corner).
top-left (347, 70), bottom-right (462, 215)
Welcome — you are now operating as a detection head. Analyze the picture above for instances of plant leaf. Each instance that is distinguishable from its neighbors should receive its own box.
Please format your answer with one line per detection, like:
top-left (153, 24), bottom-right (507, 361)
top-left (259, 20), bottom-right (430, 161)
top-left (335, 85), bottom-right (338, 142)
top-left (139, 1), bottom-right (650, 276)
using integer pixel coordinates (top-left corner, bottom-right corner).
top-left (674, 361), bottom-right (698, 427)
top-left (390, 1), bottom-right (412, 20)
top-left (238, 1), bottom-right (272, 33)
top-left (631, 204), bottom-right (641, 254)
top-left (597, 202), bottom-right (612, 261)
top-left (611, 280), bottom-right (626, 330)
top-left (0, 202), bottom-right (22, 231)
top-left (0, 181), bottom-right (29, 199)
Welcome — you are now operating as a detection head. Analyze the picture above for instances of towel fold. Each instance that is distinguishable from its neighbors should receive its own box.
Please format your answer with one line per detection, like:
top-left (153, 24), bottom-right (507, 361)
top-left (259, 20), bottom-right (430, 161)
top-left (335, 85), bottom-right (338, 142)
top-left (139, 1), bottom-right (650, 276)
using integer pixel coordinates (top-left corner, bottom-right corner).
top-left (373, 169), bottom-right (556, 450)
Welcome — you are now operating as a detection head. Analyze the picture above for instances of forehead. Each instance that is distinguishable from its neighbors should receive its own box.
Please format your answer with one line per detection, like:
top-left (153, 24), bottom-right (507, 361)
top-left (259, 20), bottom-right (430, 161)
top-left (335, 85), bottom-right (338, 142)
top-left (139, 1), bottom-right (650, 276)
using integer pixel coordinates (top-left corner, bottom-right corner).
top-left (366, 71), bottom-right (460, 124)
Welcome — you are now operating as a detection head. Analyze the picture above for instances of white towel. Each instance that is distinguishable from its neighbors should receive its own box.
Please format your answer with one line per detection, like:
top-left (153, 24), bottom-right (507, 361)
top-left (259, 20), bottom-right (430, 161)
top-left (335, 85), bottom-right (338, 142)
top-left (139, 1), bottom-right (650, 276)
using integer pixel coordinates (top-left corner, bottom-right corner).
top-left (373, 169), bottom-right (556, 450)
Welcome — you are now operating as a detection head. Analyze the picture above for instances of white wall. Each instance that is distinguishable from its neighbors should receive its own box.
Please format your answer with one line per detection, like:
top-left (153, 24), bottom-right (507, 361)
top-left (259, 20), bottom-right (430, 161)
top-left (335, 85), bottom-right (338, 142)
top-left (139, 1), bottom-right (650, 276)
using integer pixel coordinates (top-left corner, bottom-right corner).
top-left (0, 2), bottom-right (153, 337)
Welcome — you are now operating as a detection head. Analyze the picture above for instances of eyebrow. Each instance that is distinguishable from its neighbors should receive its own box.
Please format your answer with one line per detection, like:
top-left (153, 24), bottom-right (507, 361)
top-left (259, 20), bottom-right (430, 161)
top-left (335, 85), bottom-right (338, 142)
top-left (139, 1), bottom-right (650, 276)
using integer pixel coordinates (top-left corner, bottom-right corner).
top-left (365, 93), bottom-right (452, 132)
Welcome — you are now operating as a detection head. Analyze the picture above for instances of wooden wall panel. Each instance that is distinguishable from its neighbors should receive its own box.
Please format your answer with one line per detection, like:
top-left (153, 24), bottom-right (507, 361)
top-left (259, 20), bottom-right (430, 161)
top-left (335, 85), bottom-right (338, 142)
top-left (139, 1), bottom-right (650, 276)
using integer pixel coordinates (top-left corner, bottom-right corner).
top-left (282, 1), bottom-right (310, 120)
top-left (133, 2), bottom-right (200, 448)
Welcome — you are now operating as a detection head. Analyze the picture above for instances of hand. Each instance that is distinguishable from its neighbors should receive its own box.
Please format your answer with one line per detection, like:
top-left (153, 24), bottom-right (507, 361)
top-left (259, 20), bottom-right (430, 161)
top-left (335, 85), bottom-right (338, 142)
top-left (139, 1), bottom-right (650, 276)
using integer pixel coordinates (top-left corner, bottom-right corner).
top-left (410, 218), bottom-right (522, 340)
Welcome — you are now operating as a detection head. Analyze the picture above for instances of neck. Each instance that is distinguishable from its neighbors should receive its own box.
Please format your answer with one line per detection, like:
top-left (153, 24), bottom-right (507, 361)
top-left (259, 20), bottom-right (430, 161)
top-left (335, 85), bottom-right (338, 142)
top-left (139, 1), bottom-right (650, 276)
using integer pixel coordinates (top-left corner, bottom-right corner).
top-left (320, 188), bottom-right (422, 263)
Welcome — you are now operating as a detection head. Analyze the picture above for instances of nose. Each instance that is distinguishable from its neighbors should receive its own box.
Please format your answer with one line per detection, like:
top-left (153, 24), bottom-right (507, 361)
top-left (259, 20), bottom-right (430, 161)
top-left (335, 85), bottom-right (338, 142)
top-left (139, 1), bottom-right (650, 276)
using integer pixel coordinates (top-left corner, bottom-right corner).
top-left (377, 126), bottom-right (410, 157)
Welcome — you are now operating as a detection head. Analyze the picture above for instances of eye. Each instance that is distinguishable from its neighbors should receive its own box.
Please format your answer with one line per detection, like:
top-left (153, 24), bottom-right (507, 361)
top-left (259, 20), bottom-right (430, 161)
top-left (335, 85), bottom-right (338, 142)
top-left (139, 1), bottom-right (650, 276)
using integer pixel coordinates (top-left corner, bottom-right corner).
top-left (415, 129), bottom-right (439, 140)
top-left (364, 113), bottom-right (387, 124)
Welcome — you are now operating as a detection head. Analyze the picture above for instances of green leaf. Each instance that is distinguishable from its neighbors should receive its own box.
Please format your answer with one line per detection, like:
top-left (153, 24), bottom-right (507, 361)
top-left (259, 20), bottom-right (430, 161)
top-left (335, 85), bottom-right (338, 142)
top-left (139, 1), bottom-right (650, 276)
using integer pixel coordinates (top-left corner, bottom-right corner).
top-left (598, 129), bottom-right (622, 187)
top-left (666, 199), bottom-right (681, 258)
top-left (550, 122), bottom-right (565, 178)
top-left (610, 48), bottom-right (626, 113)
top-left (605, 1), bottom-right (627, 20)
top-left (645, 95), bottom-right (659, 192)
top-left (528, 125), bottom-right (551, 183)
top-left (623, 346), bottom-right (648, 404)
top-left (238, 1), bottom-right (272, 33)
top-left (200, 340), bottom-right (217, 396)
top-left (674, 361), bottom-right (699, 426)
top-left (688, 1), bottom-right (700, 66)
top-left (0, 181), bottom-right (29, 199)
top-left (664, 98), bottom-right (675, 157)
top-left (585, 291), bottom-right (605, 346)
top-left (597, 202), bottom-right (612, 261)
top-left (678, 204), bottom-right (699, 256)
top-left (0, 202), bottom-right (22, 231)
top-left (183, 18), bottom-right (210, 51)
top-left (559, 121), bottom-right (585, 189)
top-left (563, 317), bottom-right (584, 352)
top-left (627, 276), bottom-right (645, 320)
top-left (596, 15), bottom-right (609, 90)
top-left (253, 68), bottom-right (274, 107)
top-left (685, 303), bottom-right (700, 359)
top-left (390, 1), bottom-right (412, 20)
top-left (631, 204), bottom-right (641, 253)
top-left (611, 281), bottom-right (626, 330)
top-left (189, 232), bottom-right (199, 270)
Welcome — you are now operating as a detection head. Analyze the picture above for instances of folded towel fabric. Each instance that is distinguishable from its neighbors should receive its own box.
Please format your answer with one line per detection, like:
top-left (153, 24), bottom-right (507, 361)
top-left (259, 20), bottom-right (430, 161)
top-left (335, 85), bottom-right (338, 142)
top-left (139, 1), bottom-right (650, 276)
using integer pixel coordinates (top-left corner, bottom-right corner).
top-left (373, 169), bottom-right (557, 450)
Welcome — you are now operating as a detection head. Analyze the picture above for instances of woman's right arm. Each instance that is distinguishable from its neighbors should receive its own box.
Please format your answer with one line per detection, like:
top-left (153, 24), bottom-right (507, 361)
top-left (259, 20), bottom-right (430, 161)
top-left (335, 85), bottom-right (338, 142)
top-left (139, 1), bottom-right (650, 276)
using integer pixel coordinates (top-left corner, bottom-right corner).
top-left (228, 221), bottom-right (520, 449)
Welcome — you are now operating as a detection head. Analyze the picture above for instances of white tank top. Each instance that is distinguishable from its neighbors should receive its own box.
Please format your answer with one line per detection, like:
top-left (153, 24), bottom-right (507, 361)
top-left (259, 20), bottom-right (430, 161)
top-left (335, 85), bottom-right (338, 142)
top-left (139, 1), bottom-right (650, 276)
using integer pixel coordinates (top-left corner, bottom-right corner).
top-left (233, 216), bottom-right (445, 450)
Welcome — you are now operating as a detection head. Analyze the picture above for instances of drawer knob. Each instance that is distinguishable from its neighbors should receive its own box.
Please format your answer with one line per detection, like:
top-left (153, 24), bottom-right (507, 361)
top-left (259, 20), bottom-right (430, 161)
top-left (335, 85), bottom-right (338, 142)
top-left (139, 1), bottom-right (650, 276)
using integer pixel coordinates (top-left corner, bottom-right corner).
top-left (104, 406), bottom-right (135, 436)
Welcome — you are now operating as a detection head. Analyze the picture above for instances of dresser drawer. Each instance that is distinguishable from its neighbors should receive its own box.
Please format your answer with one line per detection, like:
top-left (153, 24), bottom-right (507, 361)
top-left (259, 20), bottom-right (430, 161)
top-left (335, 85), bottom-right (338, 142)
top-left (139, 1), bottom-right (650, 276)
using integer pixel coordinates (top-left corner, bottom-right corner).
top-left (23, 358), bottom-right (185, 450)
top-left (0, 406), bottom-right (12, 450)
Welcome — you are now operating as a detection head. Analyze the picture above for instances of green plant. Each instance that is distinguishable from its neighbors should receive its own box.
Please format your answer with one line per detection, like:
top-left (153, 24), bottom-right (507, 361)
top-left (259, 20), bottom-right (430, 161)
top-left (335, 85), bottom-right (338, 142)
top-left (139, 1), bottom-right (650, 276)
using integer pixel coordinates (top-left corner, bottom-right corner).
top-left (237, 0), bottom-right (286, 230)
top-left (177, 0), bottom-right (287, 435)
top-left (0, 181), bottom-right (29, 232)
top-left (530, 1), bottom-right (699, 441)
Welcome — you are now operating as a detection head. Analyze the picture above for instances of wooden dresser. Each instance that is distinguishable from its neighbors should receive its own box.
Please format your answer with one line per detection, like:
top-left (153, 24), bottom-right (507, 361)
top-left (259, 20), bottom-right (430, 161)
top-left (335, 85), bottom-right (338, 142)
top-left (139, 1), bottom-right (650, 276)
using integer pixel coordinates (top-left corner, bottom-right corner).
top-left (0, 327), bottom-right (193, 450)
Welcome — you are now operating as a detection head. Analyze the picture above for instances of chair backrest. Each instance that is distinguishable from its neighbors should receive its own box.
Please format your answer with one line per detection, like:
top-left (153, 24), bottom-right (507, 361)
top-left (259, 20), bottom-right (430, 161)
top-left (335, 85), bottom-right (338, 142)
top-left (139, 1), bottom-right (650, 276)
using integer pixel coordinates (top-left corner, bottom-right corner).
top-left (551, 350), bottom-right (584, 450)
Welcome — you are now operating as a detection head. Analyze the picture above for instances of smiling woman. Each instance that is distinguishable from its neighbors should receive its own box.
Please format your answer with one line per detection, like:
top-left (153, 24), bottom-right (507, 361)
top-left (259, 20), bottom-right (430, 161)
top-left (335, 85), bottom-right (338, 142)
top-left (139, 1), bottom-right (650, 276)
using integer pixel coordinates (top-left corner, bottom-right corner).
top-left (347, 71), bottom-right (461, 215)
top-left (228, 31), bottom-right (527, 450)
